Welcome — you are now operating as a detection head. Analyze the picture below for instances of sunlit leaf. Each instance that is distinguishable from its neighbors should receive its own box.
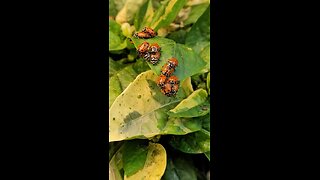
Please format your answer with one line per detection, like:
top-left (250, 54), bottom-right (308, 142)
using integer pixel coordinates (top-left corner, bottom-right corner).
top-left (109, 70), bottom-right (197, 142)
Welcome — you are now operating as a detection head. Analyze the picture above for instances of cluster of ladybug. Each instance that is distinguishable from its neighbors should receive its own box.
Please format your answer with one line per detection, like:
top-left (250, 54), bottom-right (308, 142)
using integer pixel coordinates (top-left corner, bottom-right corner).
top-left (133, 27), bottom-right (157, 39)
top-left (133, 27), bottom-right (180, 97)
top-left (157, 57), bottom-right (180, 97)
top-left (137, 42), bottom-right (161, 65)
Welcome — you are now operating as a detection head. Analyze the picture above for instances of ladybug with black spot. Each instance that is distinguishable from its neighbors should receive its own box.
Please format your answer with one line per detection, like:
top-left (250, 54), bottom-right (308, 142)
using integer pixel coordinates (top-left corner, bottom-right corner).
top-left (142, 27), bottom-right (157, 38)
top-left (137, 41), bottom-right (149, 53)
top-left (170, 83), bottom-right (179, 96)
top-left (149, 43), bottom-right (161, 53)
top-left (161, 63), bottom-right (175, 77)
top-left (150, 51), bottom-right (161, 65)
top-left (161, 83), bottom-right (172, 96)
top-left (168, 57), bottom-right (179, 69)
top-left (157, 74), bottom-right (167, 88)
top-left (167, 75), bottom-right (179, 85)
top-left (133, 31), bottom-right (152, 39)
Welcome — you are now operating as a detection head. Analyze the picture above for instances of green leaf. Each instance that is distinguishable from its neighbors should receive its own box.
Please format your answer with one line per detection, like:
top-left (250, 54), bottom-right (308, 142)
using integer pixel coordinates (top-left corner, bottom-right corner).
top-left (150, 0), bottom-right (188, 31)
top-left (184, 3), bottom-right (209, 26)
top-left (201, 113), bottom-right (210, 131)
top-left (109, 0), bottom-right (118, 17)
top-left (109, 20), bottom-right (127, 51)
top-left (162, 155), bottom-right (197, 180)
top-left (199, 44), bottom-right (210, 73)
top-left (124, 142), bottom-right (167, 179)
top-left (109, 57), bottom-right (125, 78)
top-left (109, 70), bottom-right (197, 142)
top-left (207, 72), bottom-right (210, 95)
top-left (185, 5), bottom-right (210, 54)
top-left (115, 0), bottom-right (148, 24)
top-left (134, 0), bottom-right (155, 31)
top-left (169, 129), bottom-right (210, 154)
top-left (166, 29), bottom-right (187, 44)
top-left (109, 60), bottom-right (150, 108)
top-left (122, 140), bottom-right (149, 177)
top-left (168, 89), bottom-right (209, 118)
top-left (131, 37), bottom-right (207, 82)
top-left (109, 141), bottom-right (124, 161)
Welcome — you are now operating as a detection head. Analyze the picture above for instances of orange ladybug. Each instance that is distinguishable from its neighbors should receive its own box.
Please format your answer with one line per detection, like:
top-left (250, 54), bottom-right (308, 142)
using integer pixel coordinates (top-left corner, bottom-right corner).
top-left (133, 31), bottom-right (152, 39)
top-left (167, 75), bottom-right (179, 85)
top-left (142, 27), bottom-right (157, 37)
top-left (170, 84), bottom-right (179, 96)
top-left (150, 51), bottom-right (161, 65)
top-left (161, 83), bottom-right (172, 96)
top-left (161, 63), bottom-right (175, 77)
top-left (157, 74), bottom-right (167, 87)
top-left (168, 57), bottom-right (179, 68)
top-left (137, 42), bottom-right (150, 53)
top-left (149, 43), bottom-right (161, 53)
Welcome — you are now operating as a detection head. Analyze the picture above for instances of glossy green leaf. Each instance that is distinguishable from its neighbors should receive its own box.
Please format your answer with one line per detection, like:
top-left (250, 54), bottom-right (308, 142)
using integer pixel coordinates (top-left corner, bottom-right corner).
top-left (184, 3), bottom-right (209, 26)
top-left (122, 140), bottom-right (149, 177)
top-left (124, 142), bottom-right (167, 179)
top-left (201, 113), bottom-right (210, 131)
top-left (150, 0), bottom-right (188, 31)
top-left (166, 29), bottom-right (187, 44)
top-left (185, 5), bottom-right (210, 54)
top-left (169, 129), bottom-right (210, 154)
top-left (168, 89), bottom-right (209, 118)
top-left (131, 37), bottom-right (207, 82)
top-left (162, 155), bottom-right (197, 180)
top-left (109, 70), bottom-right (197, 142)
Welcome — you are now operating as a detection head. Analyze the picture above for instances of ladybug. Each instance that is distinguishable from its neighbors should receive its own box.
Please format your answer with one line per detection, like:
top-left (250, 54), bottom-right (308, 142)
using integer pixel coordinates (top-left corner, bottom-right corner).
top-left (142, 27), bottom-right (157, 37)
top-left (137, 41), bottom-right (150, 53)
top-left (161, 83), bottom-right (172, 96)
top-left (149, 43), bottom-right (161, 53)
top-left (167, 75), bottom-right (179, 85)
top-left (133, 31), bottom-right (152, 39)
top-left (168, 57), bottom-right (179, 69)
top-left (157, 74), bottom-right (167, 87)
top-left (150, 51), bottom-right (161, 65)
top-left (161, 63), bottom-right (175, 77)
top-left (170, 84), bottom-right (179, 96)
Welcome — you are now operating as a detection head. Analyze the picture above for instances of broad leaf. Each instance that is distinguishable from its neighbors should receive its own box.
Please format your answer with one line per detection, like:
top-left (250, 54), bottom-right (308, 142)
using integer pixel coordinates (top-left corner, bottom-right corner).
top-left (122, 140), bottom-right (149, 177)
top-left (199, 44), bottom-right (210, 73)
top-left (168, 89), bottom-right (209, 118)
top-left (166, 29), bottom-right (187, 44)
top-left (185, 5), bottom-right (210, 54)
top-left (150, 0), bottom-right (187, 31)
top-left (109, 70), bottom-right (197, 142)
top-left (169, 129), bottom-right (210, 154)
top-left (124, 142), bottom-right (167, 180)
top-left (131, 37), bottom-right (207, 82)
top-left (162, 155), bottom-right (197, 180)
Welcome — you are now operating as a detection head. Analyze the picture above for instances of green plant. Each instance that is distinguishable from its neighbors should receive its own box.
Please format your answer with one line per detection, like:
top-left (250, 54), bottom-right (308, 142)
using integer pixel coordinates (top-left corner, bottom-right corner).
top-left (109, 0), bottom-right (210, 179)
